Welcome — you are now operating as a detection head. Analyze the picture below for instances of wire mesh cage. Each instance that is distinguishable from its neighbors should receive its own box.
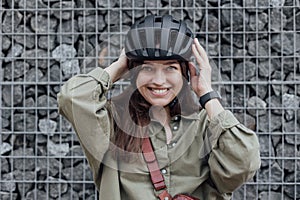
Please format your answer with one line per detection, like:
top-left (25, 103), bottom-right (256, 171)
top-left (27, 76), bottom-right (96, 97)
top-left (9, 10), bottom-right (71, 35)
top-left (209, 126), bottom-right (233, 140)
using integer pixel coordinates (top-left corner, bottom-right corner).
top-left (1, 0), bottom-right (300, 199)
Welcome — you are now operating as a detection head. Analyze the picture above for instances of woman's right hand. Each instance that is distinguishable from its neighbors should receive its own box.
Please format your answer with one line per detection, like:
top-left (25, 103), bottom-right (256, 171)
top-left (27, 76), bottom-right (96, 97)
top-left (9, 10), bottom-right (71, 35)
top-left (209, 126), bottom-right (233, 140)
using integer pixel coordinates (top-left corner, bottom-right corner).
top-left (104, 49), bottom-right (129, 83)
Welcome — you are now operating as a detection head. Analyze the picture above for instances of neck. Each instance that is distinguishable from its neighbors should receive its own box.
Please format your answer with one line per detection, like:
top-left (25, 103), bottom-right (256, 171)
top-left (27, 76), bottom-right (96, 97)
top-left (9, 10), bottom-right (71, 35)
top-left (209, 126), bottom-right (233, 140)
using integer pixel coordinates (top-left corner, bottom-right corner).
top-left (149, 105), bottom-right (171, 126)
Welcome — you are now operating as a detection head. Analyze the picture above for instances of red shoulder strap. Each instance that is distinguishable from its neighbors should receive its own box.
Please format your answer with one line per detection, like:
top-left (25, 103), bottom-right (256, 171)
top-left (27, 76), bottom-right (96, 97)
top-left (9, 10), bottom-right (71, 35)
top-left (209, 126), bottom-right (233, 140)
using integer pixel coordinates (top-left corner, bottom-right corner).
top-left (142, 137), bottom-right (173, 200)
top-left (142, 137), bottom-right (167, 191)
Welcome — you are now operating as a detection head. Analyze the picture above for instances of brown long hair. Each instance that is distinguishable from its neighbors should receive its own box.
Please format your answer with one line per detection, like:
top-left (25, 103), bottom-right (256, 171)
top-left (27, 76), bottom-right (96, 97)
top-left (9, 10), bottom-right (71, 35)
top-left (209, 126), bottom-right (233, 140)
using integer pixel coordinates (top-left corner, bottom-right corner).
top-left (108, 61), bottom-right (199, 160)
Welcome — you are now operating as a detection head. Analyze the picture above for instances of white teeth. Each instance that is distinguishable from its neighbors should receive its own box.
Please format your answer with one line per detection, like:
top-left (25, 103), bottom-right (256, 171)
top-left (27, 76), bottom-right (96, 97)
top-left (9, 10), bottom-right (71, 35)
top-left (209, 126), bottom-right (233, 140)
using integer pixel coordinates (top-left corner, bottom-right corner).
top-left (152, 89), bottom-right (167, 94)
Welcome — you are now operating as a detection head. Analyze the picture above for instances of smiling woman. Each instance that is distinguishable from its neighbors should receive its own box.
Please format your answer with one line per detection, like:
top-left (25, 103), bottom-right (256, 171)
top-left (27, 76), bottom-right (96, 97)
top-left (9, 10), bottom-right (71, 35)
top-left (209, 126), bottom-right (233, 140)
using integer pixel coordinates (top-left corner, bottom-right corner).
top-left (57, 14), bottom-right (261, 200)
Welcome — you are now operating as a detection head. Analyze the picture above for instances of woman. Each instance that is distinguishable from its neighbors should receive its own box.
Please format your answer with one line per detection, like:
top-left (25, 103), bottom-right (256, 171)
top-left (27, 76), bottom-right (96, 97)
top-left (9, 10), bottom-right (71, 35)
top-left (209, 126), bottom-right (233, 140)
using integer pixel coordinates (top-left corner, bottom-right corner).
top-left (58, 15), bottom-right (260, 200)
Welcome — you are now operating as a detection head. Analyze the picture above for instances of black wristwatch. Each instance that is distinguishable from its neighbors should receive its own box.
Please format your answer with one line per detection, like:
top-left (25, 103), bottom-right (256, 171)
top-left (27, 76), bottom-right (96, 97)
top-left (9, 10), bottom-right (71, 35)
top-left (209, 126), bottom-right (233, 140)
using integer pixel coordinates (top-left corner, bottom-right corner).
top-left (199, 91), bottom-right (221, 108)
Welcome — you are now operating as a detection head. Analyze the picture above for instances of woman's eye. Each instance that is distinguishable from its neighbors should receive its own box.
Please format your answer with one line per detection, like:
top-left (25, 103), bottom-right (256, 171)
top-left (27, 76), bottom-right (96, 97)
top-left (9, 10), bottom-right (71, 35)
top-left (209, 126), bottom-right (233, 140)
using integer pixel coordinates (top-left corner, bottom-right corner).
top-left (141, 66), bottom-right (153, 72)
top-left (166, 66), bottom-right (178, 71)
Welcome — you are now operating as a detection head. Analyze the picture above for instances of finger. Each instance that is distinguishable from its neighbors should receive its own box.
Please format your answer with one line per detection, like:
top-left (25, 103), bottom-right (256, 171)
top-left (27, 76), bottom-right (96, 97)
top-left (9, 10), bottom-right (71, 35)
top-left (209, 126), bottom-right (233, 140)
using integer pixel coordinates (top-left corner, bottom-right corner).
top-left (194, 38), bottom-right (209, 63)
top-left (192, 44), bottom-right (203, 65)
top-left (120, 48), bottom-right (126, 56)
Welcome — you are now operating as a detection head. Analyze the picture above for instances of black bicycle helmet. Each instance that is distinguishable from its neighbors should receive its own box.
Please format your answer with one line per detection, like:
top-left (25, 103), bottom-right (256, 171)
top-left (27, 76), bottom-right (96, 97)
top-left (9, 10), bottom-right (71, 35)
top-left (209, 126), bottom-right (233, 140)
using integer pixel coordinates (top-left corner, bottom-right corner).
top-left (125, 15), bottom-right (194, 62)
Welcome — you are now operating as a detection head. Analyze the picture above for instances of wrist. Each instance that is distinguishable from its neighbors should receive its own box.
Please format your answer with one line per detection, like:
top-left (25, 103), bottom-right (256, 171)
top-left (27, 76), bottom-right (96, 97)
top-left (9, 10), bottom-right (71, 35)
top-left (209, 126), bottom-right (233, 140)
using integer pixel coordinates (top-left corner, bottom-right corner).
top-left (198, 88), bottom-right (213, 97)
top-left (199, 91), bottom-right (221, 108)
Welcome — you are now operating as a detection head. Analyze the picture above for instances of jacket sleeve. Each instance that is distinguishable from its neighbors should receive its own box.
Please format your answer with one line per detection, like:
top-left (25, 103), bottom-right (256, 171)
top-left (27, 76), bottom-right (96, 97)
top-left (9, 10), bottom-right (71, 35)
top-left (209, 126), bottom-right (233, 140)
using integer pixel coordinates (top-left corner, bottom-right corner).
top-left (207, 110), bottom-right (261, 194)
top-left (57, 67), bottom-right (113, 188)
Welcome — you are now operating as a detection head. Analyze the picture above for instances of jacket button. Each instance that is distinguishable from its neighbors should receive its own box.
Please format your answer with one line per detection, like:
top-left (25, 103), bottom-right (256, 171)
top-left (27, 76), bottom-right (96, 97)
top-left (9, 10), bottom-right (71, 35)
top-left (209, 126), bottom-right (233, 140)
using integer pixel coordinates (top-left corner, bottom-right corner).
top-left (173, 126), bottom-right (178, 131)
top-left (161, 169), bottom-right (167, 174)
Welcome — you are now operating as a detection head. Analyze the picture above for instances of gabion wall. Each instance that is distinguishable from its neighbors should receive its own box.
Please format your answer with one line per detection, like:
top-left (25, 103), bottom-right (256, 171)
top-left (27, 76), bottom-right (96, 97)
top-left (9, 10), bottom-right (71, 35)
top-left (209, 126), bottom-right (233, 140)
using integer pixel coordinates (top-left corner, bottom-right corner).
top-left (1, 0), bottom-right (300, 199)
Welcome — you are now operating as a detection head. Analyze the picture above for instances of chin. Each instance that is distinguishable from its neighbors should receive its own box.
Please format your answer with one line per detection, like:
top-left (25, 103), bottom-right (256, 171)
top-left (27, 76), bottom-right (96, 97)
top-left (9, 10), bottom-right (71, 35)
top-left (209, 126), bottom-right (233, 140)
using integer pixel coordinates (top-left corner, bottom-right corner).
top-left (149, 101), bottom-right (171, 107)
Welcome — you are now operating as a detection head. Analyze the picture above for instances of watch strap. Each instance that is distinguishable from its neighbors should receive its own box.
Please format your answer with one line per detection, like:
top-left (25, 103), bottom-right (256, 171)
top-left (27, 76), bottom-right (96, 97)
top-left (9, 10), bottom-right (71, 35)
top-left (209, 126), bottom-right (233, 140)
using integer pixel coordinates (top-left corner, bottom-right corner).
top-left (199, 91), bottom-right (221, 108)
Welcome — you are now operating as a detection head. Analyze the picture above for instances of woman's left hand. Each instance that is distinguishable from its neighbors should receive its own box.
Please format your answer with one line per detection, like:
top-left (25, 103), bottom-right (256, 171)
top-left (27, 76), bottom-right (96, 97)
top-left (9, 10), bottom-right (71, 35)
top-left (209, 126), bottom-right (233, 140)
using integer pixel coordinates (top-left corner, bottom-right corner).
top-left (189, 38), bottom-right (213, 97)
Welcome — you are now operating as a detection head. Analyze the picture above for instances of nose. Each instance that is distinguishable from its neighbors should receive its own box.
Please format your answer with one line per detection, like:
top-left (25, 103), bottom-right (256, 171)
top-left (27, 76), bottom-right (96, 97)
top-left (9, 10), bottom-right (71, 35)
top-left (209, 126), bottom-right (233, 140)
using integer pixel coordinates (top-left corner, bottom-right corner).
top-left (152, 69), bottom-right (166, 85)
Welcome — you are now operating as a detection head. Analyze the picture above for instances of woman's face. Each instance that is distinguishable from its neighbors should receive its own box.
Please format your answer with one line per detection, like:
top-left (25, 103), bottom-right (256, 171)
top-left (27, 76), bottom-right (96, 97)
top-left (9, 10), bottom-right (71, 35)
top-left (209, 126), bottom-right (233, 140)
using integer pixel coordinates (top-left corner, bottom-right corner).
top-left (136, 60), bottom-right (183, 107)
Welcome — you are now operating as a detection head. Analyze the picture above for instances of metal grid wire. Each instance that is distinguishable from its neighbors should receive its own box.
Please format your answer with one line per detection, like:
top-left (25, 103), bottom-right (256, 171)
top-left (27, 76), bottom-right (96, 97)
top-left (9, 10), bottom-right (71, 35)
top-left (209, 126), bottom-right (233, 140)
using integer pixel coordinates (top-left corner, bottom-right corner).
top-left (1, 0), bottom-right (299, 199)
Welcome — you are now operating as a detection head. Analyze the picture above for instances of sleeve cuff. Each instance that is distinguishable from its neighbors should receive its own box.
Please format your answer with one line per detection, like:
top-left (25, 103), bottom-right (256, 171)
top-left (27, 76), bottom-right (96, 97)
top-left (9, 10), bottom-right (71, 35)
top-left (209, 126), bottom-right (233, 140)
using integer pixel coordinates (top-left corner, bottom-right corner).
top-left (208, 110), bottom-right (240, 147)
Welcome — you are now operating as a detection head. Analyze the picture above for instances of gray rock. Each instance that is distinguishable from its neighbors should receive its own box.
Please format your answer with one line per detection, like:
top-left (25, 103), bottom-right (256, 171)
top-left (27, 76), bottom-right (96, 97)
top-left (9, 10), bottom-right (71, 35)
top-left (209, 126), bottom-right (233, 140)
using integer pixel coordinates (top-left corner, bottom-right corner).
top-left (30, 15), bottom-right (58, 33)
top-left (49, 64), bottom-right (61, 81)
top-left (2, 36), bottom-right (12, 51)
top-left (257, 162), bottom-right (283, 191)
top-left (258, 135), bottom-right (275, 167)
top-left (13, 170), bottom-right (35, 197)
top-left (38, 35), bottom-right (56, 50)
top-left (270, 0), bottom-right (286, 7)
top-left (56, 20), bottom-right (80, 45)
top-left (18, 0), bottom-right (48, 10)
top-left (248, 39), bottom-right (270, 57)
top-left (0, 143), bottom-right (12, 155)
top-left (271, 33), bottom-right (300, 55)
top-left (0, 191), bottom-right (18, 200)
top-left (48, 140), bottom-right (69, 156)
top-left (249, 12), bottom-right (268, 31)
top-left (21, 49), bottom-right (49, 69)
top-left (52, 1), bottom-right (76, 20)
top-left (276, 142), bottom-right (299, 173)
top-left (10, 148), bottom-right (35, 171)
top-left (0, 173), bottom-right (16, 192)
top-left (234, 112), bottom-right (256, 130)
top-left (221, 3), bottom-right (249, 28)
top-left (61, 59), bottom-right (80, 78)
top-left (62, 163), bottom-right (93, 191)
top-left (98, 0), bottom-right (118, 7)
top-left (285, 12), bottom-right (300, 30)
top-left (25, 68), bottom-right (44, 82)
top-left (78, 15), bottom-right (106, 33)
top-left (5, 43), bottom-right (24, 62)
top-left (220, 59), bottom-right (233, 73)
top-left (233, 61), bottom-right (256, 81)
top-left (2, 10), bottom-right (23, 33)
top-left (271, 79), bottom-right (290, 96)
top-left (258, 112), bottom-right (282, 132)
top-left (75, 0), bottom-right (96, 16)
top-left (221, 44), bottom-right (247, 60)
top-left (247, 96), bottom-right (267, 116)
top-left (47, 177), bottom-right (69, 198)
top-left (2, 85), bottom-right (23, 106)
top-left (270, 8), bottom-right (287, 31)
top-left (4, 61), bottom-right (30, 80)
top-left (244, 0), bottom-right (270, 12)
top-left (37, 94), bottom-right (57, 108)
top-left (259, 191), bottom-right (283, 200)
top-left (187, 2), bottom-right (203, 21)
top-left (36, 158), bottom-right (63, 177)
top-left (52, 44), bottom-right (77, 62)
top-left (62, 146), bottom-right (85, 167)
top-left (222, 31), bottom-right (246, 49)
top-left (282, 93), bottom-right (300, 121)
top-left (14, 25), bottom-right (35, 49)
top-left (25, 189), bottom-right (48, 200)
top-left (38, 119), bottom-right (57, 136)
top-left (1, 158), bottom-right (10, 173)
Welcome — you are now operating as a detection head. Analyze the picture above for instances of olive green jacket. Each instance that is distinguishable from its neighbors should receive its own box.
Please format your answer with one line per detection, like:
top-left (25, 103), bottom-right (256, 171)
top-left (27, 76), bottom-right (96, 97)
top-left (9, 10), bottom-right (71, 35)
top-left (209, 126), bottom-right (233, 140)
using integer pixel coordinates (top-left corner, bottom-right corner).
top-left (57, 67), bottom-right (261, 200)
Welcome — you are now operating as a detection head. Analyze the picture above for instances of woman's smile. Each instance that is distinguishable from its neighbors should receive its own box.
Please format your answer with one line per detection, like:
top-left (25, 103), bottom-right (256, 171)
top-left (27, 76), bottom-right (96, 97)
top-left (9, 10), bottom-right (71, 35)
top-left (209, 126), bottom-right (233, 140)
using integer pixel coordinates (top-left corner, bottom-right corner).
top-left (149, 87), bottom-right (169, 95)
